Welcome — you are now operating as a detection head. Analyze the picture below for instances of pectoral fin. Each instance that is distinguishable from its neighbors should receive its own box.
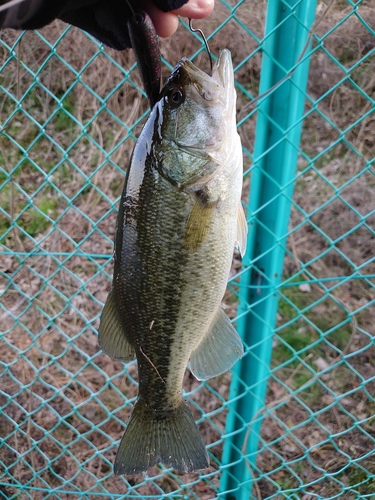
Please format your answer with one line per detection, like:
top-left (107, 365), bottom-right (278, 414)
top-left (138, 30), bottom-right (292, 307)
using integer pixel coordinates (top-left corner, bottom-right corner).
top-left (98, 289), bottom-right (135, 362)
top-left (185, 196), bottom-right (216, 252)
top-left (235, 203), bottom-right (247, 257)
top-left (189, 306), bottom-right (244, 380)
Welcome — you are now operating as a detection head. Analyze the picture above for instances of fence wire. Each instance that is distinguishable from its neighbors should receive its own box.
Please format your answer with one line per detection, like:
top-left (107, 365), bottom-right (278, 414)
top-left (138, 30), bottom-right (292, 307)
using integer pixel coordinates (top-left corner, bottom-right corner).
top-left (1, 1), bottom-right (374, 498)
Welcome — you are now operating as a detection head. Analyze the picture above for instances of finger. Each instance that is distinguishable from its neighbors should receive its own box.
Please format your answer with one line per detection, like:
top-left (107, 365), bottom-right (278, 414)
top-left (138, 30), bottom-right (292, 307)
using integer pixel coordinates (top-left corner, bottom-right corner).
top-left (142, 1), bottom-right (179, 38)
top-left (173, 0), bottom-right (215, 19)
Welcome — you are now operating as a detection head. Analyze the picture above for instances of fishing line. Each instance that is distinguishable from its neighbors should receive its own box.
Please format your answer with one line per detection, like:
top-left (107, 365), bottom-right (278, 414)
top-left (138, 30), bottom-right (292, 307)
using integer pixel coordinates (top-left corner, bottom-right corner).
top-left (188, 18), bottom-right (213, 76)
top-left (122, 0), bottom-right (135, 15)
top-left (0, 0), bottom-right (26, 14)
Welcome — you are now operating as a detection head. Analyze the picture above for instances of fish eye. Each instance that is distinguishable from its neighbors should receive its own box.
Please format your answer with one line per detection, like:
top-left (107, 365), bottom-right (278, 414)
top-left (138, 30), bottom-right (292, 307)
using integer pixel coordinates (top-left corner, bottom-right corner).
top-left (167, 87), bottom-right (184, 107)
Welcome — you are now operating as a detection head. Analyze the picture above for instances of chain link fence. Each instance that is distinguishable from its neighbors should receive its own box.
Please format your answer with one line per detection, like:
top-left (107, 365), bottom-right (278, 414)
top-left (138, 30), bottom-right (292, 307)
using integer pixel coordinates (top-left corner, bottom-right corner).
top-left (1, 1), bottom-right (374, 498)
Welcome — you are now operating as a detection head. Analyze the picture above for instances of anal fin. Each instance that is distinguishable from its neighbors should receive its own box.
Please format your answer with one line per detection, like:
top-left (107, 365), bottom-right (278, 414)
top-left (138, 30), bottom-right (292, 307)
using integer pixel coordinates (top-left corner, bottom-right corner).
top-left (189, 306), bottom-right (244, 380)
top-left (98, 289), bottom-right (135, 362)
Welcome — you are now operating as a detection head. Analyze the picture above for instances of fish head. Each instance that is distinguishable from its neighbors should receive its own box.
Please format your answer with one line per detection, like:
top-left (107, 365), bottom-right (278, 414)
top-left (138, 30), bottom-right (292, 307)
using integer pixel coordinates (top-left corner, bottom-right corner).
top-left (154, 49), bottom-right (239, 190)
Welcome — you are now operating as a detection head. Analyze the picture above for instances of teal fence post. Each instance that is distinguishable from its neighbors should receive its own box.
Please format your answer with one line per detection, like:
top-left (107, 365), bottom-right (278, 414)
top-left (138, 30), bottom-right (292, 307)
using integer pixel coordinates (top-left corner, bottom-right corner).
top-left (220, 1), bottom-right (317, 497)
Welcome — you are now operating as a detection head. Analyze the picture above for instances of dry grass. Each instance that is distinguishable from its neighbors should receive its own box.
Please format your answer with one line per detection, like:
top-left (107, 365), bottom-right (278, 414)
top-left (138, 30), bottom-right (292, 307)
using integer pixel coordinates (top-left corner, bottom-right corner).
top-left (1, 1), bottom-right (375, 498)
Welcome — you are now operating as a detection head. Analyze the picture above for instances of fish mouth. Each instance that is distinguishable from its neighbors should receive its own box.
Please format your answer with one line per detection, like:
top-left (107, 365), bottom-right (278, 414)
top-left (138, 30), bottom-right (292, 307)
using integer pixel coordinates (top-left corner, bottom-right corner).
top-left (211, 49), bottom-right (235, 111)
top-left (182, 49), bottom-right (233, 84)
top-left (211, 49), bottom-right (233, 90)
top-left (167, 49), bottom-right (234, 107)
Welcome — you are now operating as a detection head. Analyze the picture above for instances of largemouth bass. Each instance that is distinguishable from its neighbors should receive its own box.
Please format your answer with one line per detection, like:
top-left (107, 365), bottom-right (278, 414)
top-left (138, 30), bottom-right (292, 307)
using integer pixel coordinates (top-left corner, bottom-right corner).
top-left (99, 49), bottom-right (247, 475)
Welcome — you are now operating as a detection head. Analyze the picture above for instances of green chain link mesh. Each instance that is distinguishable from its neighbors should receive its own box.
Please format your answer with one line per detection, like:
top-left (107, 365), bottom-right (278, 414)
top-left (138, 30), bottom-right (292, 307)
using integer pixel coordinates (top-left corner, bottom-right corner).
top-left (1, 0), bottom-right (374, 498)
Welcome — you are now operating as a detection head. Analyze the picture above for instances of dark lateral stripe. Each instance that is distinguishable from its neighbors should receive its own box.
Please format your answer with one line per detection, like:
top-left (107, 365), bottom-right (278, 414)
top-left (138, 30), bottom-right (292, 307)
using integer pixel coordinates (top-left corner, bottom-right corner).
top-left (114, 148), bottom-right (189, 407)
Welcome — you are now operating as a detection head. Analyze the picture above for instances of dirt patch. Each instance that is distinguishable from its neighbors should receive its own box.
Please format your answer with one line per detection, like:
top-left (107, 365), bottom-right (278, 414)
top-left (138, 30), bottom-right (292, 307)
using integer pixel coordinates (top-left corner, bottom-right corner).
top-left (1, 1), bottom-right (374, 498)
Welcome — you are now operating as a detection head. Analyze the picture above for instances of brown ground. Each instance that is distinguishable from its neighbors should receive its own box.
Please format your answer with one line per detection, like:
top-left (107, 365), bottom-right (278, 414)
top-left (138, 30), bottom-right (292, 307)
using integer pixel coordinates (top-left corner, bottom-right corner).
top-left (1, 1), bottom-right (374, 498)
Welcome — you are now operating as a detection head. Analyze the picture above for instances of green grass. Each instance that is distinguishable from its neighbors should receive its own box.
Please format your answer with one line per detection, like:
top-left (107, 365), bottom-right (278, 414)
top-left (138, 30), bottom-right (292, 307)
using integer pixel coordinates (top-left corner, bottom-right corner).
top-left (22, 197), bottom-right (58, 237)
top-left (52, 94), bottom-right (77, 133)
top-left (271, 277), bottom-right (354, 401)
top-left (342, 465), bottom-right (375, 496)
top-left (0, 90), bottom-right (79, 243)
top-left (0, 182), bottom-right (58, 240)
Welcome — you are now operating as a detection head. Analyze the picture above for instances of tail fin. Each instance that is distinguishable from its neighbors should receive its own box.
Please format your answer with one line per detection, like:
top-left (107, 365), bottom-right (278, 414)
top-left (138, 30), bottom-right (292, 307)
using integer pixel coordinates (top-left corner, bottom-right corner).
top-left (114, 400), bottom-right (209, 475)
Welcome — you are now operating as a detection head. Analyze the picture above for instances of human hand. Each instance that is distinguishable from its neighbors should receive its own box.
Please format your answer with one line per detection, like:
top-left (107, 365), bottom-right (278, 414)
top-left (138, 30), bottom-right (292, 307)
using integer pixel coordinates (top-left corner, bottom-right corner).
top-left (144, 0), bottom-right (215, 38)
top-left (0, 0), bottom-right (214, 50)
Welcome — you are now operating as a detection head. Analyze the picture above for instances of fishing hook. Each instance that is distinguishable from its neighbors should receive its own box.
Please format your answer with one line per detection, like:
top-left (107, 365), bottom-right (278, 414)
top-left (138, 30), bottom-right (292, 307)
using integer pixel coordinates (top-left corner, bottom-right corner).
top-left (188, 18), bottom-right (213, 76)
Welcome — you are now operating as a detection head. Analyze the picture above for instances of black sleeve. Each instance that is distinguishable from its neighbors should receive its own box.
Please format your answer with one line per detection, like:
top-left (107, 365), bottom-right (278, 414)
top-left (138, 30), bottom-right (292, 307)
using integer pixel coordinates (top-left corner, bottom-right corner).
top-left (0, 0), bottom-right (189, 50)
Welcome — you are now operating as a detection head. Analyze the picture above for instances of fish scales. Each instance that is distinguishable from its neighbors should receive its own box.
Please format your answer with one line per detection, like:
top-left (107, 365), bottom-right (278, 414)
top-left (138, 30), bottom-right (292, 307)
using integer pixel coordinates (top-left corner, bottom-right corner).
top-left (99, 49), bottom-right (248, 475)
